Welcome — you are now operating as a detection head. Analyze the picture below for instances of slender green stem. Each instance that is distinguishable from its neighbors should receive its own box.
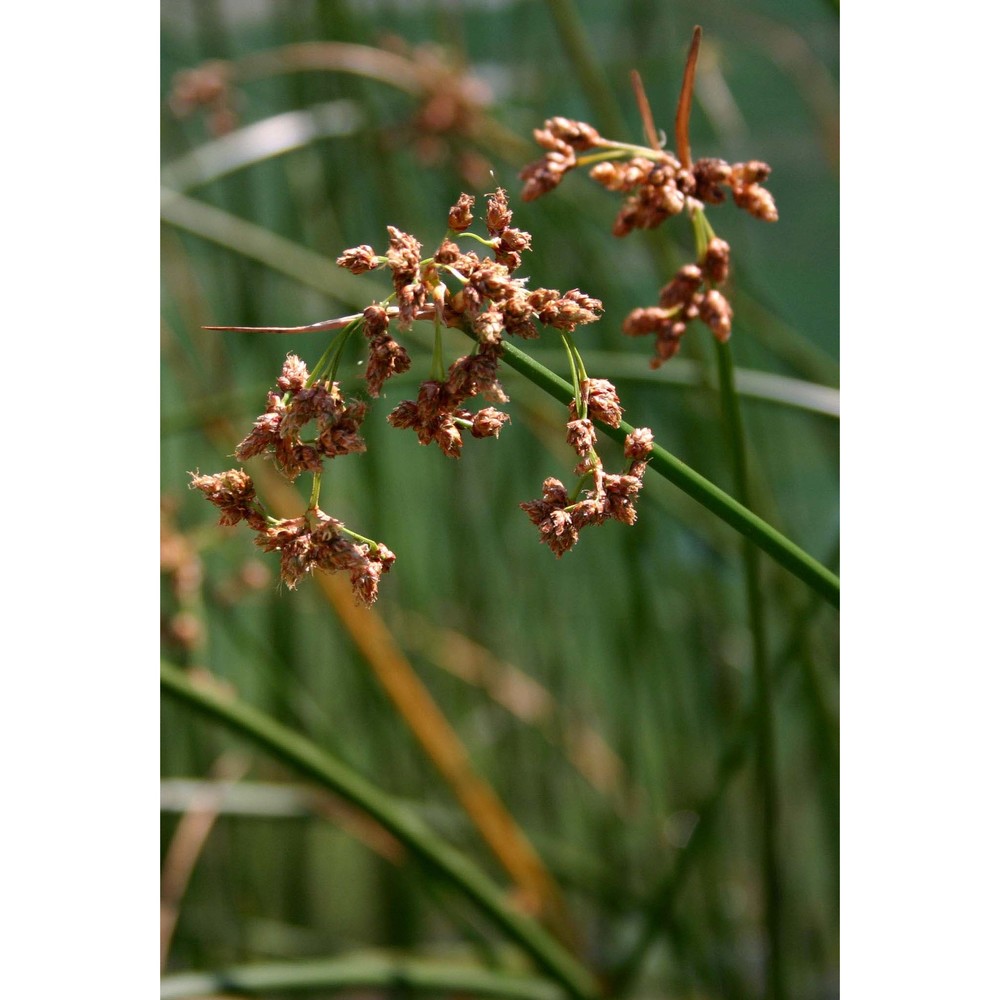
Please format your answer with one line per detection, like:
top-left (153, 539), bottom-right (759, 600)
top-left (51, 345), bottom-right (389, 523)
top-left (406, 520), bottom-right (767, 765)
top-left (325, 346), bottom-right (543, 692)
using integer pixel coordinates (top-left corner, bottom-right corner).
top-left (715, 339), bottom-right (785, 1000)
top-left (160, 663), bottom-right (599, 1000)
top-left (560, 331), bottom-right (582, 416)
top-left (308, 318), bottom-right (363, 385)
top-left (479, 334), bottom-right (840, 607)
top-left (309, 472), bottom-right (322, 509)
top-left (689, 203), bottom-right (713, 260)
top-left (609, 538), bottom-right (838, 994)
top-left (160, 953), bottom-right (565, 1000)
top-left (339, 525), bottom-right (382, 550)
top-left (574, 141), bottom-right (669, 167)
top-left (431, 314), bottom-right (446, 382)
top-left (457, 231), bottom-right (499, 250)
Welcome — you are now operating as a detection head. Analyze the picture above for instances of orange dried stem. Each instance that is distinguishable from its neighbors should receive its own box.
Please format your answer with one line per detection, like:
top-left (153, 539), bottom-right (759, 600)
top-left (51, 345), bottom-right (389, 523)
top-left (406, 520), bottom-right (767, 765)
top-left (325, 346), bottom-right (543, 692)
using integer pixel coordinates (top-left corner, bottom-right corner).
top-left (674, 25), bottom-right (702, 170)
top-left (630, 69), bottom-right (662, 151)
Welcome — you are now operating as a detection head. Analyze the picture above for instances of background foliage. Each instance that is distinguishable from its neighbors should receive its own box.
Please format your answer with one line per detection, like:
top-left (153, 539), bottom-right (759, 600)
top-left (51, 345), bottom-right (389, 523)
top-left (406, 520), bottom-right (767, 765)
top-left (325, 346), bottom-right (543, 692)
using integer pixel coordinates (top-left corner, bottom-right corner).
top-left (161, 1), bottom-right (838, 997)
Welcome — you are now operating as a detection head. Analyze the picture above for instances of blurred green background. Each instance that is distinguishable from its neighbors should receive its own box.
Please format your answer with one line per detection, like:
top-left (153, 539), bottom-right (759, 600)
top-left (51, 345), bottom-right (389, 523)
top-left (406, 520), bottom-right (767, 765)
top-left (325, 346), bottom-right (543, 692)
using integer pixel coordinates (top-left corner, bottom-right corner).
top-left (161, 1), bottom-right (838, 998)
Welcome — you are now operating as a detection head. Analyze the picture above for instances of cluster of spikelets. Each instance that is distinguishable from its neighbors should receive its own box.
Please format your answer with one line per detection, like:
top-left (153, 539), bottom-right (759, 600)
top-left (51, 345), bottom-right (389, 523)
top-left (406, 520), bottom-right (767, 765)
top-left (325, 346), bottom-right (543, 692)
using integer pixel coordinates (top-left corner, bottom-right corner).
top-left (518, 116), bottom-right (777, 367)
top-left (520, 116), bottom-right (778, 228)
top-left (192, 190), bottom-right (647, 600)
top-left (520, 390), bottom-right (654, 558)
top-left (336, 188), bottom-right (604, 458)
top-left (189, 357), bottom-right (396, 607)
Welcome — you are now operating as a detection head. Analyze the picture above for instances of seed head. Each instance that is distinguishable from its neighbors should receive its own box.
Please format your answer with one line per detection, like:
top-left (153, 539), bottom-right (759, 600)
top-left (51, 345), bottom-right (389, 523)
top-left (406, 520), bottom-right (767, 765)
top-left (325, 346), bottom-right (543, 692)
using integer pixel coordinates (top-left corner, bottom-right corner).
top-left (702, 238), bottom-right (731, 284)
top-left (486, 188), bottom-right (513, 235)
top-left (699, 289), bottom-right (733, 342)
top-left (448, 192), bottom-right (476, 231)
top-left (470, 407), bottom-right (510, 439)
top-left (337, 245), bottom-right (380, 273)
top-left (189, 469), bottom-right (261, 528)
top-left (624, 427), bottom-right (654, 461)
top-left (276, 354), bottom-right (309, 393)
top-left (566, 418), bottom-right (597, 457)
top-left (581, 378), bottom-right (623, 428)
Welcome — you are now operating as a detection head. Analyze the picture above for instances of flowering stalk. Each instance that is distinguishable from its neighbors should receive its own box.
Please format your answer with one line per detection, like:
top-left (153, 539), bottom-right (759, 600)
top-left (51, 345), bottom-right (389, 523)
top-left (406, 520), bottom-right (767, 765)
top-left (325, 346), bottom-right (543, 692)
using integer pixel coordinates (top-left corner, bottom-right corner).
top-left (194, 189), bottom-right (641, 600)
top-left (481, 334), bottom-right (839, 607)
top-left (516, 26), bottom-right (794, 996)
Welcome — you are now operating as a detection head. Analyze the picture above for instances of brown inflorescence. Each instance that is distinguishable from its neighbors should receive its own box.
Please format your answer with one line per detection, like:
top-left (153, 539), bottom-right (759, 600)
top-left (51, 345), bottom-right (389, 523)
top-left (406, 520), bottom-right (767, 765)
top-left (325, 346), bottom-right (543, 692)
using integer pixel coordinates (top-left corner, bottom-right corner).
top-left (337, 190), bottom-right (602, 457)
top-left (520, 421), bottom-right (655, 558)
top-left (517, 110), bottom-right (778, 229)
top-left (169, 60), bottom-right (238, 136)
top-left (516, 85), bottom-right (777, 367)
top-left (362, 304), bottom-right (412, 397)
top-left (199, 189), bottom-right (614, 599)
top-left (189, 469), bottom-right (266, 531)
top-left (188, 466), bottom-right (395, 606)
top-left (518, 117), bottom-right (603, 201)
top-left (622, 239), bottom-right (734, 367)
top-left (253, 509), bottom-right (396, 605)
top-left (234, 355), bottom-right (367, 480)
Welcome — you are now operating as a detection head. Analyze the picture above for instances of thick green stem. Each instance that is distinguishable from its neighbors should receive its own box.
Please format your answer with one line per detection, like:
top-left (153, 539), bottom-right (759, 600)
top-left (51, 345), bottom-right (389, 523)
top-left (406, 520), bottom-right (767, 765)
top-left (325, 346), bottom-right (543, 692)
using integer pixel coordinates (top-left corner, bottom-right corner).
top-left (485, 335), bottom-right (839, 608)
top-left (715, 339), bottom-right (785, 1000)
top-left (160, 663), bottom-right (599, 1000)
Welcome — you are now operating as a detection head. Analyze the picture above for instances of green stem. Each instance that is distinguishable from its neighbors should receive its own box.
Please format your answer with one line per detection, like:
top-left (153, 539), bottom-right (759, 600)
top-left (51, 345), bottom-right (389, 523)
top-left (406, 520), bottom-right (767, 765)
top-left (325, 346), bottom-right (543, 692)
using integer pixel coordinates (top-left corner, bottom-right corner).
top-left (715, 338), bottom-right (785, 1000)
top-left (431, 314), bottom-right (446, 382)
top-left (457, 231), bottom-right (499, 250)
top-left (609, 537), bottom-right (838, 994)
top-left (160, 662), bottom-right (599, 1000)
top-left (339, 525), bottom-right (382, 550)
top-left (160, 953), bottom-right (565, 1000)
top-left (481, 334), bottom-right (839, 608)
top-left (560, 331), bottom-right (582, 417)
top-left (308, 318), bottom-right (362, 385)
top-left (309, 472), bottom-right (322, 509)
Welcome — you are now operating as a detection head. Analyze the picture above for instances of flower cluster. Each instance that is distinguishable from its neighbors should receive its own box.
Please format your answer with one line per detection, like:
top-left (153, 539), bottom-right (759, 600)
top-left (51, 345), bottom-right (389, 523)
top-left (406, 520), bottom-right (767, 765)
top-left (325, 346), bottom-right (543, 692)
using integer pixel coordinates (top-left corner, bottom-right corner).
top-left (588, 154), bottom-right (777, 235)
top-left (519, 117), bottom-right (777, 234)
top-left (234, 355), bottom-right (367, 478)
top-left (622, 237), bottom-right (734, 366)
top-left (168, 60), bottom-right (238, 136)
top-left (190, 355), bottom-right (395, 606)
top-left (336, 188), bottom-right (603, 459)
top-left (253, 510), bottom-right (396, 601)
top-left (518, 117), bottom-right (603, 201)
top-left (189, 471), bottom-right (396, 604)
top-left (193, 190), bottom-right (617, 600)
top-left (517, 97), bottom-right (777, 366)
top-left (521, 383), bottom-right (655, 558)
